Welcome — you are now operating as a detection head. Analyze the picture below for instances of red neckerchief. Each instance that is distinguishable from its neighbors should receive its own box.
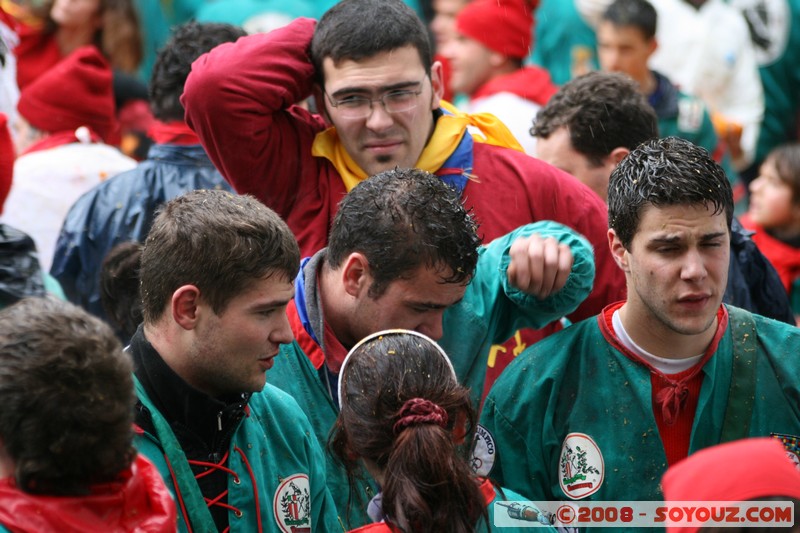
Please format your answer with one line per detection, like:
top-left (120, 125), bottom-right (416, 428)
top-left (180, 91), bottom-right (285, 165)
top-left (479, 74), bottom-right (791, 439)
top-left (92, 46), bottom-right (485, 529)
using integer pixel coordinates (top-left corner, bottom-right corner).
top-left (147, 120), bottom-right (201, 145)
top-left (599, 301), bottom-right (729, 424)
top-left (21, 128), bottom-right (103, 155)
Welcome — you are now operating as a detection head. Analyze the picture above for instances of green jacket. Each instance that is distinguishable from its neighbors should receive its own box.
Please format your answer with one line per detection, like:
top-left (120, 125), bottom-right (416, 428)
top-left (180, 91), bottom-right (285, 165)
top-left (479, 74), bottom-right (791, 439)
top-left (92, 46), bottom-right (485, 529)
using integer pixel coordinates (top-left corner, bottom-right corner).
top-left (270, 221), bottom-right (596, 528)
top-left (478, 305), bottom-right (800, 517)
top-left (134, 378), bottom-right (341, 532)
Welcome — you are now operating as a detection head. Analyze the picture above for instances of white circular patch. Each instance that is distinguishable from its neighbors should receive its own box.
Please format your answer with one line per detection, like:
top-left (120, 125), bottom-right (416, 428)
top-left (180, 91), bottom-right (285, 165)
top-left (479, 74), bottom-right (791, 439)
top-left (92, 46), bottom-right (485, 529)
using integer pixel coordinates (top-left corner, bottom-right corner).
top-left (273, 473), bottom-right (311, 533)
top-left (471, 424), bottom-right (496, 476)
top-left (558, 433), bottom-right (604, 500)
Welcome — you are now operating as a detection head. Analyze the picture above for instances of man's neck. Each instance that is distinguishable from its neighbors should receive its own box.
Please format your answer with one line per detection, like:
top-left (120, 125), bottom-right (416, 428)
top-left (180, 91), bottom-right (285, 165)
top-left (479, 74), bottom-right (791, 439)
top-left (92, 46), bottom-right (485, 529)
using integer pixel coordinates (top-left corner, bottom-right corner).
top-left (638, 70), bottom-right (658, 97)
top-left (318, 265), bottom-right (355, 350)
top-left (617, 302), bottom-right (719, 359)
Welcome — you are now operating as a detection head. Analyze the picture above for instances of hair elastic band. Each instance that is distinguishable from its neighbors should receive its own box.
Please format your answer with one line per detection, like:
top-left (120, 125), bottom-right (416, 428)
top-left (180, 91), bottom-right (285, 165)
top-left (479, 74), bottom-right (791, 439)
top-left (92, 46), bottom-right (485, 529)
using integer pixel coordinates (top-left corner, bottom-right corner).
top-left (337, 329), bottom-right (457, 408)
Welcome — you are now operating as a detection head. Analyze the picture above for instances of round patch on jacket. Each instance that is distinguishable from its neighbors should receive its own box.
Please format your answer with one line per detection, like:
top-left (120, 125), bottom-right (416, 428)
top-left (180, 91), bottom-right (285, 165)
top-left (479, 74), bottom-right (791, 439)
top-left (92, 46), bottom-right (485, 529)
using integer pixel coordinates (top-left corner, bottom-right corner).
top-left (470, 424), bottom-right (496, 476)
top-left (274, 474), bottom-right (311, 533)
top-left (559, 433), bottom-right (604, 500)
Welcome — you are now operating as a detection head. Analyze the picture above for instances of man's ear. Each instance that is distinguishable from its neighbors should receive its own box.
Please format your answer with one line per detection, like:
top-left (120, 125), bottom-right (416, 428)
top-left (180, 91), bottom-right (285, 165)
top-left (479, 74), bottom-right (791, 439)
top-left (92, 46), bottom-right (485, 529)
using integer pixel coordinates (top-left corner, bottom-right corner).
top-left (430, 60), bottom-right (445, 108)
top-left (341, 253), bottom-right (371, 297)
top-left (608, 228), bottom-right (631, 273)
top-left (647, 36), bottom-right (658, 59)
top-left (171, 285), bottom-right (202, 330)
top-left (608, 147), bottom-right (630, 169)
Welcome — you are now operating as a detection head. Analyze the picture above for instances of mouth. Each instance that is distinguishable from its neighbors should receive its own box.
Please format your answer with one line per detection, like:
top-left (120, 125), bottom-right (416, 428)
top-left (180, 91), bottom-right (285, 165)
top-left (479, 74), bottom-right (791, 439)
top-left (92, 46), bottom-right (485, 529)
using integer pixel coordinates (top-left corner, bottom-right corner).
top-left (364, 141), bottom-right (402, 155)
top-left (676, 293), bottom-right (712, 310)
top-left (258, 353), bottom-right (277, 371)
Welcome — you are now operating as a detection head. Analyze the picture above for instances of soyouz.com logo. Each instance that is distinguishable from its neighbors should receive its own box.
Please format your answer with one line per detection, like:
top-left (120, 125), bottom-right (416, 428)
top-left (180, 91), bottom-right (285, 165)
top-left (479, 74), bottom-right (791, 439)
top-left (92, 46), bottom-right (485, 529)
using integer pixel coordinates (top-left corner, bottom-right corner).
top-left (493, 500), bottom-right (795, 528)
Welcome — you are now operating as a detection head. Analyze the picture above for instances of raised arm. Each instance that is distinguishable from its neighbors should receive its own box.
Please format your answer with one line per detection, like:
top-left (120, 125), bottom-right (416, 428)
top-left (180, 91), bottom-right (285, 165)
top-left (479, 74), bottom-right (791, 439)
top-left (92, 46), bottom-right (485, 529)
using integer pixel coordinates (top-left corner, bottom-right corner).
top-left (182, 18), bottom-right (327, 218)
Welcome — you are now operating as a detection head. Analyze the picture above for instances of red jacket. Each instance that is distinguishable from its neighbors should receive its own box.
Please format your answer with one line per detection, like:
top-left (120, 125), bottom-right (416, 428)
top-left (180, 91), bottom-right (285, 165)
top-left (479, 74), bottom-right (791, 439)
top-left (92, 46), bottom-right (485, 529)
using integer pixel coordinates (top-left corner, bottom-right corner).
top-left (0, 454), bottom-right (176, 532)
top-left (183, 17), bottom-right (625, 326)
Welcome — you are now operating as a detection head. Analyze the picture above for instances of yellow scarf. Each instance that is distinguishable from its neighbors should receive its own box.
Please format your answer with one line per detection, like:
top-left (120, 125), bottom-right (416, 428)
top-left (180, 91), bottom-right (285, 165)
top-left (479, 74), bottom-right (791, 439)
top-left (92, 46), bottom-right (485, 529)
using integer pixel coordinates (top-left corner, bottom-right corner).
top-left (311, 101), bottom-right (524, 192)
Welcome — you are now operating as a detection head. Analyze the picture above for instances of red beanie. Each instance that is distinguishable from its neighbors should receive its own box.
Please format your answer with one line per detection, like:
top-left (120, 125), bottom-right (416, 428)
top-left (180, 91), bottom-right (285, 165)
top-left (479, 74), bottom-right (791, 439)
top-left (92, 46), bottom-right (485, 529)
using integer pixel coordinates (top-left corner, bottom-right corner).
top-left (456, 0), bottom-right (537, 60)
top-left (17, 46), bottom-right (117, 143)
top-left (662, 438), bottom-right (800, 533)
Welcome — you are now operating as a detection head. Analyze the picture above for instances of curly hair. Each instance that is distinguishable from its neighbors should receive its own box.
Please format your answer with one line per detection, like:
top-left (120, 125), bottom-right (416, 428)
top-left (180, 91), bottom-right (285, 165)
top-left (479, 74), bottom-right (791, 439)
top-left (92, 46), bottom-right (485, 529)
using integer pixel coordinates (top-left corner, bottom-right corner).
top-left (326, 167), bottom-right (481, 298)
top-left (531, 71), bottom-right (658, 166)
top-left (608, 136), bottom-right (733, 248)
top-left (330, 331), bottom-right (486, 532)
top-left (0, 297), bottom-right (135, 495)
top-left (149, 21), bottom-right (246, 122)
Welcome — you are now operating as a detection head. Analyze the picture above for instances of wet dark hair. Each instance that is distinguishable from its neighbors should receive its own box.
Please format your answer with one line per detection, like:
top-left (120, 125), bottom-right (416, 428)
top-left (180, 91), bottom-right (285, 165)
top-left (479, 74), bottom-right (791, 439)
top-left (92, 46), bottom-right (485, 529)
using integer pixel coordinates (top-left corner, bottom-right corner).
top-left (765, 142), bottom-right (800, 206)
top-left (311, 0), bottom-right (432, 85)
top-left (326, 167), bottom-right (480, 298)
top-left (141, 190), bottom-right (299, 323)
top-left (608, 136), bottom-right (734, 248)
top-left (531, 71), bottom-right (658, 167)
top-left (0, 297), bottom-right (134, 495)
top-left (602, 0), bottom-right (658, 40)
top-left (330, 331), bottom-right (486, 532)
top-left (150, 21), bottom-right (245, 121)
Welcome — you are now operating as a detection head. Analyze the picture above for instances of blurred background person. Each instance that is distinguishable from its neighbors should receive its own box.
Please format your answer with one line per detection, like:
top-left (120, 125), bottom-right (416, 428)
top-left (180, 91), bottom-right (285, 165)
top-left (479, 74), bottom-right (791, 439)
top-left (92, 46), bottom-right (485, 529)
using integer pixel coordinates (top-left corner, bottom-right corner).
top-left (742, 142), bottom-right (800, 324)
top-left (442, 0), bottom-right (554, 155)
top-left (1, 46), bottom-right (136, 270)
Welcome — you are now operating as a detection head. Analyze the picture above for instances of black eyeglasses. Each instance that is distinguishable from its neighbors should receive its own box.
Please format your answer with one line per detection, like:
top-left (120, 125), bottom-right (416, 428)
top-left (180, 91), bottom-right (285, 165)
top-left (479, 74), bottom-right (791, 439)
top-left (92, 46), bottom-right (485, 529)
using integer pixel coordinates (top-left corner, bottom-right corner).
top-left (324, 75), bottom-right (427, 120)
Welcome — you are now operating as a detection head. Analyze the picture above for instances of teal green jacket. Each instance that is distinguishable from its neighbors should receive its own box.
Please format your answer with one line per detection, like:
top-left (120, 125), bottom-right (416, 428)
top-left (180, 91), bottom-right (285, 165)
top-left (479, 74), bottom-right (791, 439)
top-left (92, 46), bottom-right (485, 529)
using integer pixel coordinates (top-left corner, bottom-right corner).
top-left (478, 305), bottom-right (800, 514)
top-left (269, 221), bottom-right (596, 529)
top-left (134, 380), bottom-right (341, 532)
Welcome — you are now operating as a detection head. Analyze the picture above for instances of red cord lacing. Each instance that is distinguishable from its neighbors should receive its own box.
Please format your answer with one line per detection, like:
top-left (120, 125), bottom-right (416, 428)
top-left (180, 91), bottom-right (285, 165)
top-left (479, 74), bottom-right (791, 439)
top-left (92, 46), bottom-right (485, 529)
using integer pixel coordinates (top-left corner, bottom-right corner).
top-left (188, 451), bottom-right (242, 533)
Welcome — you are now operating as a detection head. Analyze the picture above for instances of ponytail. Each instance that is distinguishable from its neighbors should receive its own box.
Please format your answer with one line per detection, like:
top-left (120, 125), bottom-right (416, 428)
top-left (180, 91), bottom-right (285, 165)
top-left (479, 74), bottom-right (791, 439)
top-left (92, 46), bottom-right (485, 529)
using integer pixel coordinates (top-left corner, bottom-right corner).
top-left (381, 398), bottom-right (487, 533)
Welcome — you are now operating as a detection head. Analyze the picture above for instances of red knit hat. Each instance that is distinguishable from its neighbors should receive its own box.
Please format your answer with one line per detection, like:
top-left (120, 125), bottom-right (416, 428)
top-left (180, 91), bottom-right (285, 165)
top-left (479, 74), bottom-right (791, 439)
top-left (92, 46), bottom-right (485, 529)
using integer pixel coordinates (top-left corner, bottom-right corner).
top-left (456, 0), bottom-right (538, 60)
top-left (17, 46), bottom-right (117, 143)
top-left (662, 438), bottom-right (800, 533)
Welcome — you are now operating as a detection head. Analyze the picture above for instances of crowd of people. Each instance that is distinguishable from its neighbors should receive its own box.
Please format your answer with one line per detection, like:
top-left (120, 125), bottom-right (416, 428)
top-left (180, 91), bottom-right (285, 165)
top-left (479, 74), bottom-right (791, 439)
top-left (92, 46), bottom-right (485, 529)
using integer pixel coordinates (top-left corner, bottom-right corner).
top-left (0, 0), bottom-right (798, 531)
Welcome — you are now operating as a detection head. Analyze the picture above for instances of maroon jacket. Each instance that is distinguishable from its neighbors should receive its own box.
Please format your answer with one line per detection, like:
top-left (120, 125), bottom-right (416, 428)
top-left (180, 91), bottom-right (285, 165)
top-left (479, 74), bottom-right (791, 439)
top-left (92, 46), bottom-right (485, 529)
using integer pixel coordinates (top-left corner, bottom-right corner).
top-left (182, 17), bottom-right (625, 327)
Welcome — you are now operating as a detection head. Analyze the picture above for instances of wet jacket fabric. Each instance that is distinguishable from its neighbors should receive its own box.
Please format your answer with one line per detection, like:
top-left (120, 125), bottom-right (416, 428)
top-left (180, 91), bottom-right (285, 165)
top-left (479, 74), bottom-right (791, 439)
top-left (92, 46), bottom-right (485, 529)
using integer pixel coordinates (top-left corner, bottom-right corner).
top-left (268, 221), bottom-right (595, 528)
top-left (130, 328), bottom-right (340, 532)
top-left (0, 454), bottom-right (177, 533)
top-left (478, 304), bottom-right (800, 510)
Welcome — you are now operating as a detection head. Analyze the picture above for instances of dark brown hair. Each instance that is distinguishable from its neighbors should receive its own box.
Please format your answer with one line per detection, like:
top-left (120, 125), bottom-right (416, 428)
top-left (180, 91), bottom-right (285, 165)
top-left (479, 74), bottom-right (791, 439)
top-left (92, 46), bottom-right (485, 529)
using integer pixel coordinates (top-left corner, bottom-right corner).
top-left (0, 297), bottom-right (135, 495)
top-left (330, 331), bottom-right (487, 532)
top-left (140, 190), bottom-right (300, 323)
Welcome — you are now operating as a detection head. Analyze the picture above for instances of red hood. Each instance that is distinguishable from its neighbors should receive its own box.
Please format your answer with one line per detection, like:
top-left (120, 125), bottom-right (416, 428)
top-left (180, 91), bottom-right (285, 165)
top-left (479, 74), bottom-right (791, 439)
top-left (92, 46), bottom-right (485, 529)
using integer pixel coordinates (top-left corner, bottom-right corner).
top-left (0, 454), bottom-right (176, 532)
top-left (471, 66), bottom-right (558, 105)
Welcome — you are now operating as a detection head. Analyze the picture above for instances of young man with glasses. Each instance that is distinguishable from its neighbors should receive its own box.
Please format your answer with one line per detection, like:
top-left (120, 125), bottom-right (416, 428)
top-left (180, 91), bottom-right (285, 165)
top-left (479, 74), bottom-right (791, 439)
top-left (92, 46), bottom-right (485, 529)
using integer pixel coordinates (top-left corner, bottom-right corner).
top-left (182, 0), bottom-right (626, 340)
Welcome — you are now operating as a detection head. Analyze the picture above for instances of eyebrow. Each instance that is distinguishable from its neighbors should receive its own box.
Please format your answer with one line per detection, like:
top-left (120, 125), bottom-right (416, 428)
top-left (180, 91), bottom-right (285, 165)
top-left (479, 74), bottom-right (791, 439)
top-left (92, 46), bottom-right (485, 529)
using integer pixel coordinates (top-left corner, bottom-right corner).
top-left (250, 297), bottom-right (293, 311)
top-left (329, 79), bottom-right (423, 98)
top-left (409, 297), bottom-right (464, 310)
top-left (648, 232), bottom-right (727, 245)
